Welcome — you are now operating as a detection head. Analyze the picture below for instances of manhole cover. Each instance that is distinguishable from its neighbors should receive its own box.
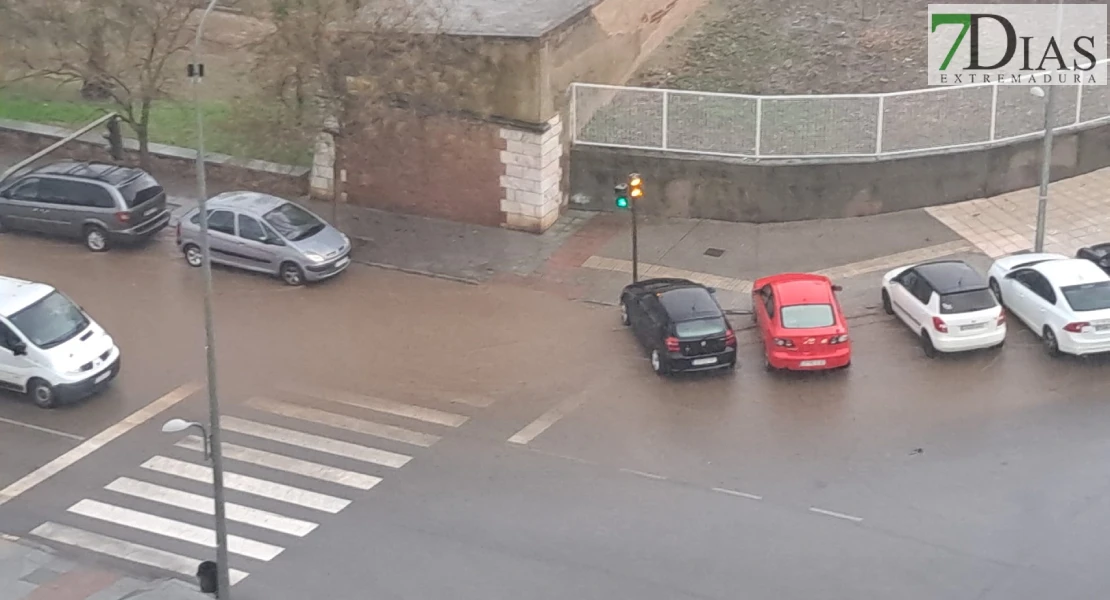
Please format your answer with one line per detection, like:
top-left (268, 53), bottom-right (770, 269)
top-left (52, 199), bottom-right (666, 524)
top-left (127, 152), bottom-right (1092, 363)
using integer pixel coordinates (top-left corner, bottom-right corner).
top-left (704, 248), bottom-right (725, 257)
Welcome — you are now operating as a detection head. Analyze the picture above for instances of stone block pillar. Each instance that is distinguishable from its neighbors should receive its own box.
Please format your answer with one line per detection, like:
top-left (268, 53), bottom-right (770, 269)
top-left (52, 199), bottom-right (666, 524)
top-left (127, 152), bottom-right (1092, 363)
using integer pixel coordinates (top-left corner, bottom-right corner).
top-left (310, 121), bottom-right (337, 200)
top-left (499, 114), bottom-right (564, 233)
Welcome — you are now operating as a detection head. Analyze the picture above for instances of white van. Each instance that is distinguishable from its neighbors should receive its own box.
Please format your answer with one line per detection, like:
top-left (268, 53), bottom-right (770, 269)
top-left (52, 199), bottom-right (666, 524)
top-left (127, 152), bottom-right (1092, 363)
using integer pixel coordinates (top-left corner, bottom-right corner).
top-left (0, 276), bottom-right (121, 408)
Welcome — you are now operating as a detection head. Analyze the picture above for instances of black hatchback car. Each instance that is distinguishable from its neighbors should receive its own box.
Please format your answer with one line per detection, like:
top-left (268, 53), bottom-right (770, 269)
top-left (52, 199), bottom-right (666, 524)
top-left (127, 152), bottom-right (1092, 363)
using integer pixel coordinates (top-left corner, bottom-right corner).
top-left (619, 278), bottom-right (737, 375)
top-left (1077, 243), bottom-right (1110, 274)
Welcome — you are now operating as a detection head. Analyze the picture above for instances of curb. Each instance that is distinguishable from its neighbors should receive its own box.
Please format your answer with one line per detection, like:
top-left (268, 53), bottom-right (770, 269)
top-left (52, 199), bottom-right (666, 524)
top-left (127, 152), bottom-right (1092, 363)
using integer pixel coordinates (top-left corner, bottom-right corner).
top-left (353, 259), bottom-right (483, 286)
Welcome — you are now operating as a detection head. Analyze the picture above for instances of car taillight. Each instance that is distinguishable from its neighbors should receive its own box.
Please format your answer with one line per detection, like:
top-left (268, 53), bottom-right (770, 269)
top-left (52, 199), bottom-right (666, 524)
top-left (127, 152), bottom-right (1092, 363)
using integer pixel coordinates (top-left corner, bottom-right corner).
top-left (115, 212), bottom-right (131, 223)
top-left (996, 312), bottom-right (1006, 326)
top-left (774, 338), bottom-right (794, 347)
top-left (725, 329), bottom-right (736, 347)
top-left (665, 337), bottom-right (680, 352)
top-left (932, 317), bottom-right (948, 333)
top-left (829, 334), bottom-right (849, 344)
top-left (1063, 322), bottom-right (1090, 333)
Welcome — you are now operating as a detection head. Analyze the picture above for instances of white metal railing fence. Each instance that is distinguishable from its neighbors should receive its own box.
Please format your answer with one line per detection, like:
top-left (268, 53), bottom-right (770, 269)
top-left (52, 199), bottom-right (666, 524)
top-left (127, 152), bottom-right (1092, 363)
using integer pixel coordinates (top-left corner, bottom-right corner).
top-left (570, 59), bottom-right (1110, 160)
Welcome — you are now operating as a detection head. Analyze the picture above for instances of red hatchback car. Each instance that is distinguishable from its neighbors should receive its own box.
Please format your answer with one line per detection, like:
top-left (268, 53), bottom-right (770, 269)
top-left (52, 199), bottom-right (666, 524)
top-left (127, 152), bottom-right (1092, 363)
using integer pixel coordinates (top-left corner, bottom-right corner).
top-left (751, 273), bottom-right (851, 371)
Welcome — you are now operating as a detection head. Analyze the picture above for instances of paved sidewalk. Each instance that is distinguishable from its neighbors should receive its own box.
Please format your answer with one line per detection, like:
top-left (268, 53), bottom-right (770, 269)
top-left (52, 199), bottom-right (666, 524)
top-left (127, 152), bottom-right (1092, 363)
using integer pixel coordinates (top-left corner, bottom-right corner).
top-left (0, 535), bottom-right (207, 600)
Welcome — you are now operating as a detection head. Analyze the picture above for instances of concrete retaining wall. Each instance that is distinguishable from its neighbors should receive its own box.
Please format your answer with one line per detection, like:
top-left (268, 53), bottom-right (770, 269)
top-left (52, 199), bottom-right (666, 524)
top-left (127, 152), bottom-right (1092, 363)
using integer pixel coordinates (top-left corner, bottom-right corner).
top-left (569, 123), bottom-right (1110, 222)
top-left (0, 120), bottom-right (309, 198)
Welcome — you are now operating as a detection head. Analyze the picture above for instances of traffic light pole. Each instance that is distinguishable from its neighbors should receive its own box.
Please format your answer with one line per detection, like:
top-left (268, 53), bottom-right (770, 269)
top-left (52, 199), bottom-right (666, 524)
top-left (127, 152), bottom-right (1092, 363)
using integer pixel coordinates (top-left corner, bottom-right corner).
top-left (630, 197), bottom-right (639, 283)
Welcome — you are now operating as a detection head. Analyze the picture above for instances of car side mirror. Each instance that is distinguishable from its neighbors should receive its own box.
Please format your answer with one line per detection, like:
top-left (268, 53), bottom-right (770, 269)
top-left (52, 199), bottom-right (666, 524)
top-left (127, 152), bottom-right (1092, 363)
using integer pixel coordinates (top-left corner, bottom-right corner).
top-left (831, 284), bottom-right (843, 292)
top-left (11, 340), bottom-right (26, 356)
top-left (706, 287), bottom-right (717, 294)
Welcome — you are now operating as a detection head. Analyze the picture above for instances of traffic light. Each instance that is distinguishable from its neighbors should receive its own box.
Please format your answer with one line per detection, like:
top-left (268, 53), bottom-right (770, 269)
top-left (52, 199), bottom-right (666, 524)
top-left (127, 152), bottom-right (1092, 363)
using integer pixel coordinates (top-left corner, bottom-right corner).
top-left (629, 173), bottom-right (643, 201)
top-left (614, 183), bottom-right (629, 209)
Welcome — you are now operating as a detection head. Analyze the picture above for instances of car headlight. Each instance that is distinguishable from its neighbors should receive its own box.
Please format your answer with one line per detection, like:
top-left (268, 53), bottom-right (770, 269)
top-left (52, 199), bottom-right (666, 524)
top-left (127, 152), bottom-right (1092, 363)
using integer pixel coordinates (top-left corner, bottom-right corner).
top-left (305, 252), bottom-right (326, 263)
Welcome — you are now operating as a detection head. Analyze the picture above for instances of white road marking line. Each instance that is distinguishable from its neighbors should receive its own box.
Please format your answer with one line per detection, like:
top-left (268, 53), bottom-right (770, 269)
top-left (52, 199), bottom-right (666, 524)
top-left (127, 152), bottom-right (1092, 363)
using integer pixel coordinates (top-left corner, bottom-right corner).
top-left (508, 394), bottom-right (588, 445)
top-left (30, 522), bottom-right (249, 584)
top-left (0, 382), bottom-right (202, 507)
top-left (281, 384), bottom-right (469, 427)
top-left (712, 487), bottom-right (763, 501)
top-left (221, 416), bottom-right (411, 469)
top-left (176, 436), bottom-right (382, 490)
top-left (67, 499), bottom-right (284, 561)
top-left (104, 477), bottom-right (317, 537)
top-left (620, 468), bottom-right (667, 480)
top-left (248, 397), bottom-right (439, 448)
top-left (141, 456), bottom-right (350, 513)
top-left (809, 507), bottom-right (864, 523)
top-left (0, 416), bottom-right (85, 441)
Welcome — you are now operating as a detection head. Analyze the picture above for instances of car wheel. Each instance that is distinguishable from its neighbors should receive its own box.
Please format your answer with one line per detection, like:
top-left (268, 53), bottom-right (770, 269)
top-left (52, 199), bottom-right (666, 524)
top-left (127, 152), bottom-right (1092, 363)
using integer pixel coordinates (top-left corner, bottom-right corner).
top-left (650, 349), bottom-right (669, 376)
top-left (183, 244), bottom-right (204, 268)
top-left (280, 262), bottom-right (305, 286)
top-left (920, 330), bottom-right (937, 358)
top-left (84, 225), bottom-right (109, 252)
top-left (620, 301), bottom-right (630, 326)
top-left (763, 353), bottom-right (777, 372)
top-left (989, 278), bottom-right (1002, 305)
top-left (881, 289), bottom-right (893, 315)
top-left (1042, 327), bottom-right (1062, 357)
top-left (27, 379), bottom-right (56, 409)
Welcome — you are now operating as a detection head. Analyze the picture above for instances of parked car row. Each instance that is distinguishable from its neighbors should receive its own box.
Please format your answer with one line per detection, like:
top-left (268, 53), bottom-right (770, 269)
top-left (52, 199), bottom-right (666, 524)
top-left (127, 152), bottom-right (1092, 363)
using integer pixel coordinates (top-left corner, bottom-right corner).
top-left (0, 160), bottom-right (352, 286)
top-left (621, 249), bottom-right (1110, 377)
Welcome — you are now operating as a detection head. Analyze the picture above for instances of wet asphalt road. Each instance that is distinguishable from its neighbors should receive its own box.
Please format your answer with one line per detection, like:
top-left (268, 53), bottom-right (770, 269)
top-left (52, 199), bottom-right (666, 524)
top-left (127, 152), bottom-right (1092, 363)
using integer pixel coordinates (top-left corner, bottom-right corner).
top-left (1, 229), bottom-right (1110, 599)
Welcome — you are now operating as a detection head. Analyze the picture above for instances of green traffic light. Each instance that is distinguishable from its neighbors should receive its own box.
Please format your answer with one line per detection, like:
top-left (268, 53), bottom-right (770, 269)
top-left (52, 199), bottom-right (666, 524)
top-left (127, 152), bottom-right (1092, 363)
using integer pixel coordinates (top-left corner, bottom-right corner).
top-left (616, 196), bottom-right (629, 209)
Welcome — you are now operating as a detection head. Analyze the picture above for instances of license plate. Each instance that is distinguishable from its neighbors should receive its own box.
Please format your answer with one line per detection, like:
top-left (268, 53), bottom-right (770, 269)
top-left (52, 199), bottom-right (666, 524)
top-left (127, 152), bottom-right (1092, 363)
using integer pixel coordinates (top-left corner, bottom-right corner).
top-left (961, 323), bottom-right (986, 330)
top-left (691, 357), bottom-right (718, 366)
top-left (94, 370), bottom-right (112, 384)
top-left (800, 360), bottom-right (827, 367)
top-left (144, 207), bottom-right (157, 217)
top-left (1097, 324), bottom-right (1110, 331)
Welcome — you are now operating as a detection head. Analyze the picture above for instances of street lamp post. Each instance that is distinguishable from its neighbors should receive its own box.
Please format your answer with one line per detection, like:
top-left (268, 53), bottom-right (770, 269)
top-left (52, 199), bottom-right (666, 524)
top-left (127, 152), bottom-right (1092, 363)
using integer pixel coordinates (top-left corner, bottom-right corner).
top-left (189, 0), bottom-right (231, 597)
top-left (1031, 84), bottom-right (1056, 253)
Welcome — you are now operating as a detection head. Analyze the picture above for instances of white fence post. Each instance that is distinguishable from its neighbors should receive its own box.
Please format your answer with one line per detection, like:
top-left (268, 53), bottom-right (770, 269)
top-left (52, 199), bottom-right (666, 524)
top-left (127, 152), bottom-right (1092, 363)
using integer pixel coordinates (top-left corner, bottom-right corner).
top-left (570, 84), bottom-right (578, 144)
top-left (875, 96), bottom-right (885, 154)
top-left (754, 98), bottom-right (762, 157)
top-left (989, 83), bottom-right (998, 141)
top-left (661, 90), bottom-right (669, 150)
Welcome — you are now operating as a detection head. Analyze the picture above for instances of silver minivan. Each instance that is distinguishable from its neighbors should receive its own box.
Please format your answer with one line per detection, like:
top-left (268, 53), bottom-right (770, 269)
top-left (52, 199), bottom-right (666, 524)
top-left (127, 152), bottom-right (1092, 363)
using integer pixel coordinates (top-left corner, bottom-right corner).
top-left (176, 191), bottom-right (352, 285)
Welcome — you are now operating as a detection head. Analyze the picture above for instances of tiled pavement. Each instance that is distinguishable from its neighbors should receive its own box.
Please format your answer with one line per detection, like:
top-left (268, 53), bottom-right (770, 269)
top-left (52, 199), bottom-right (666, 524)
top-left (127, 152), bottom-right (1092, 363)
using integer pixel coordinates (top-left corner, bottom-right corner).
top-left (0, 535), bottom-right (206, 600)
top-left (926, 167), bottom-right (1110, 259)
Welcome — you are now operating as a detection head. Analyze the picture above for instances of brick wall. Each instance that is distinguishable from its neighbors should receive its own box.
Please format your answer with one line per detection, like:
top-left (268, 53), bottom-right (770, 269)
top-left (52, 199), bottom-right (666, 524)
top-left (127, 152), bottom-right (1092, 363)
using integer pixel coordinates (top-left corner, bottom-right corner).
top-left (340, 109), bottom-right (504, 227)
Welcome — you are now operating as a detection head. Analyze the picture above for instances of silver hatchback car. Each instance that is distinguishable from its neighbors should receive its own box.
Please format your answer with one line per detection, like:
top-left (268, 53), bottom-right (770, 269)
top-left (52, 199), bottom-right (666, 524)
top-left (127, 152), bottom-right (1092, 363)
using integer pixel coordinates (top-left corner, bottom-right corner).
top-left (176, 192), bottom-right (351, 285)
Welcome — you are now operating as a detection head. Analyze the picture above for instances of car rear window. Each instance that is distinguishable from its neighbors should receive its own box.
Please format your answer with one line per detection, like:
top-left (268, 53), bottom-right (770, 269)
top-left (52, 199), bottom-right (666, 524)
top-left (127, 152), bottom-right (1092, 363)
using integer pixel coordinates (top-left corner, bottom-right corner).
top-left (118, 174), bottom-right (163, 208)
top-left (939, 289), bottom-right (997, 314)
top-left (1061, 281), bottom-right (1110, 312)
top-left (675, 317), bottom-right (726, 338)
top-left (780, 304), bottom-right (835, 329)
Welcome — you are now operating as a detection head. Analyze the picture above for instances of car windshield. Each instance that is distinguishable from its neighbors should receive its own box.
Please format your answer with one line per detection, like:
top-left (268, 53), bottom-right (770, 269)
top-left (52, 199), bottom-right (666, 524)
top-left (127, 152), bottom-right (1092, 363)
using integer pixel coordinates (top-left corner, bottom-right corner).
top-left (1061, 281), bottom-right (1110, 312)
top-left (262, 203), bottom-right (325, 241)
top-left (8, 291), bottom-right (90, 349)
top-left (118, 174), bottom-right (163, 208)
top-left (675, 317), bottom-right (726, 338)
top-left (780, 304), bottom-right (835, 329)
top-left (939, 289), bottom-right (997, 314)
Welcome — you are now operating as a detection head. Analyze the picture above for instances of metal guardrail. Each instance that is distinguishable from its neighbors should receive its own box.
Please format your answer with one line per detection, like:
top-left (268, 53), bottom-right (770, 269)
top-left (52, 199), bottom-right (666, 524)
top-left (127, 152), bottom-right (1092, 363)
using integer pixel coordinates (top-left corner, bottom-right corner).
top-left (570, 58), bottom-right (1110, 161)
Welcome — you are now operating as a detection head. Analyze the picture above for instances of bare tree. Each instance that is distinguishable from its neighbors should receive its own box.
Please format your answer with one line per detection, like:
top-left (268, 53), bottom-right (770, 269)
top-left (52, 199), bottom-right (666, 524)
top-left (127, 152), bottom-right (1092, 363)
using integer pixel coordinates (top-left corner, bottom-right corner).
top-left (0, 0), bottom-right (197, 169)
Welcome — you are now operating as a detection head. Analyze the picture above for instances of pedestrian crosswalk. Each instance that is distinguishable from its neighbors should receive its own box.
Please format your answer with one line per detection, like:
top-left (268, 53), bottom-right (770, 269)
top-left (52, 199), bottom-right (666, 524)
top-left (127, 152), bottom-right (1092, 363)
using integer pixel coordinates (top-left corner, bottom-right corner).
top-left (28, 382), bottom-right (491, 586)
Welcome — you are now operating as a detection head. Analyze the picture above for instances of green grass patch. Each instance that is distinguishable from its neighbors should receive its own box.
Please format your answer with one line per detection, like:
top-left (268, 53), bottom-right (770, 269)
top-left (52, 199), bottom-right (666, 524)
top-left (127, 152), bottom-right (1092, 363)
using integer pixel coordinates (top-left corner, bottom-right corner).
top-left (0, 84), bottom-right (311, 166)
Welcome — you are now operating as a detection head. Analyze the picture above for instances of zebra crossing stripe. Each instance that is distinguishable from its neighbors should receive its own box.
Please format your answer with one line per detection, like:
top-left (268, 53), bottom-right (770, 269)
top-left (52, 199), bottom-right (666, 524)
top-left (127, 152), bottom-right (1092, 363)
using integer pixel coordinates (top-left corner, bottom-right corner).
top-left (221, 416), bottom-right (411, 468)
top-left (175, 436), bottom-right (382, 490)
top-left (281, 384), bottom-right (469, 427)
top-left (248, 397), bottom-right (440, 447)
top-left (30, 522), bottom-right (249, 584)
top-left (141, 456), bottom-right (350, 513)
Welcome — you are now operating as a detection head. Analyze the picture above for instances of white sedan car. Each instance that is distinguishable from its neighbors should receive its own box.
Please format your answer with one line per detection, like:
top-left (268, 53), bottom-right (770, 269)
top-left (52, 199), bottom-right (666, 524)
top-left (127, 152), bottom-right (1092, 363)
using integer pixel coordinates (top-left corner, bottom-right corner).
top-left (986, 253), bottom-right (1110, 356)
top-left (881, 259), bottom-right (1006, 357)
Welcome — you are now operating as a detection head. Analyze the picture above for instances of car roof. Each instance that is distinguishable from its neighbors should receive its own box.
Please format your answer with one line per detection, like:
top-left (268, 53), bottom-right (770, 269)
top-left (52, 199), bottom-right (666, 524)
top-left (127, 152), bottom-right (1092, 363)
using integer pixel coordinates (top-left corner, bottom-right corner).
top-left (0, 276), bottom-right (55, 318)
top-left (914, 260), bottom-right (987, 294)
top-left (766, 275), bottom-right (834, 305)
top-left (30, 160), bottom-right (146, 187)
top-left (1031, 258), bottom-right (1110, 286)
top-left (656, 286), bottom-right (720, 321)
top-left (206, 191), bottom-right (288, 216)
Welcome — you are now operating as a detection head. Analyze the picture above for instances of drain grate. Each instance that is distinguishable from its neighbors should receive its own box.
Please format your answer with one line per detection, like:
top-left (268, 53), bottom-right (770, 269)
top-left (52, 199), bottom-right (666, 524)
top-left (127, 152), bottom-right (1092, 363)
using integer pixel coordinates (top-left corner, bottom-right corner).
top-left (704, 248), bottom-right (725, 257)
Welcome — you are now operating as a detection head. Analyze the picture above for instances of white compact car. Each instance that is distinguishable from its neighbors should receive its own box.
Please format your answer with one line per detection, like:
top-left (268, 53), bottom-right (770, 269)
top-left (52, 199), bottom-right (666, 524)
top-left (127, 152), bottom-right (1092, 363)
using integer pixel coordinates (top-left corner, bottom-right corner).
top-left (881, 259), bottom-right (1006, 357)
top-left (987, 253), bottom-right (1110, 357)
top-left (0, 276), bottom-right (121, 408)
